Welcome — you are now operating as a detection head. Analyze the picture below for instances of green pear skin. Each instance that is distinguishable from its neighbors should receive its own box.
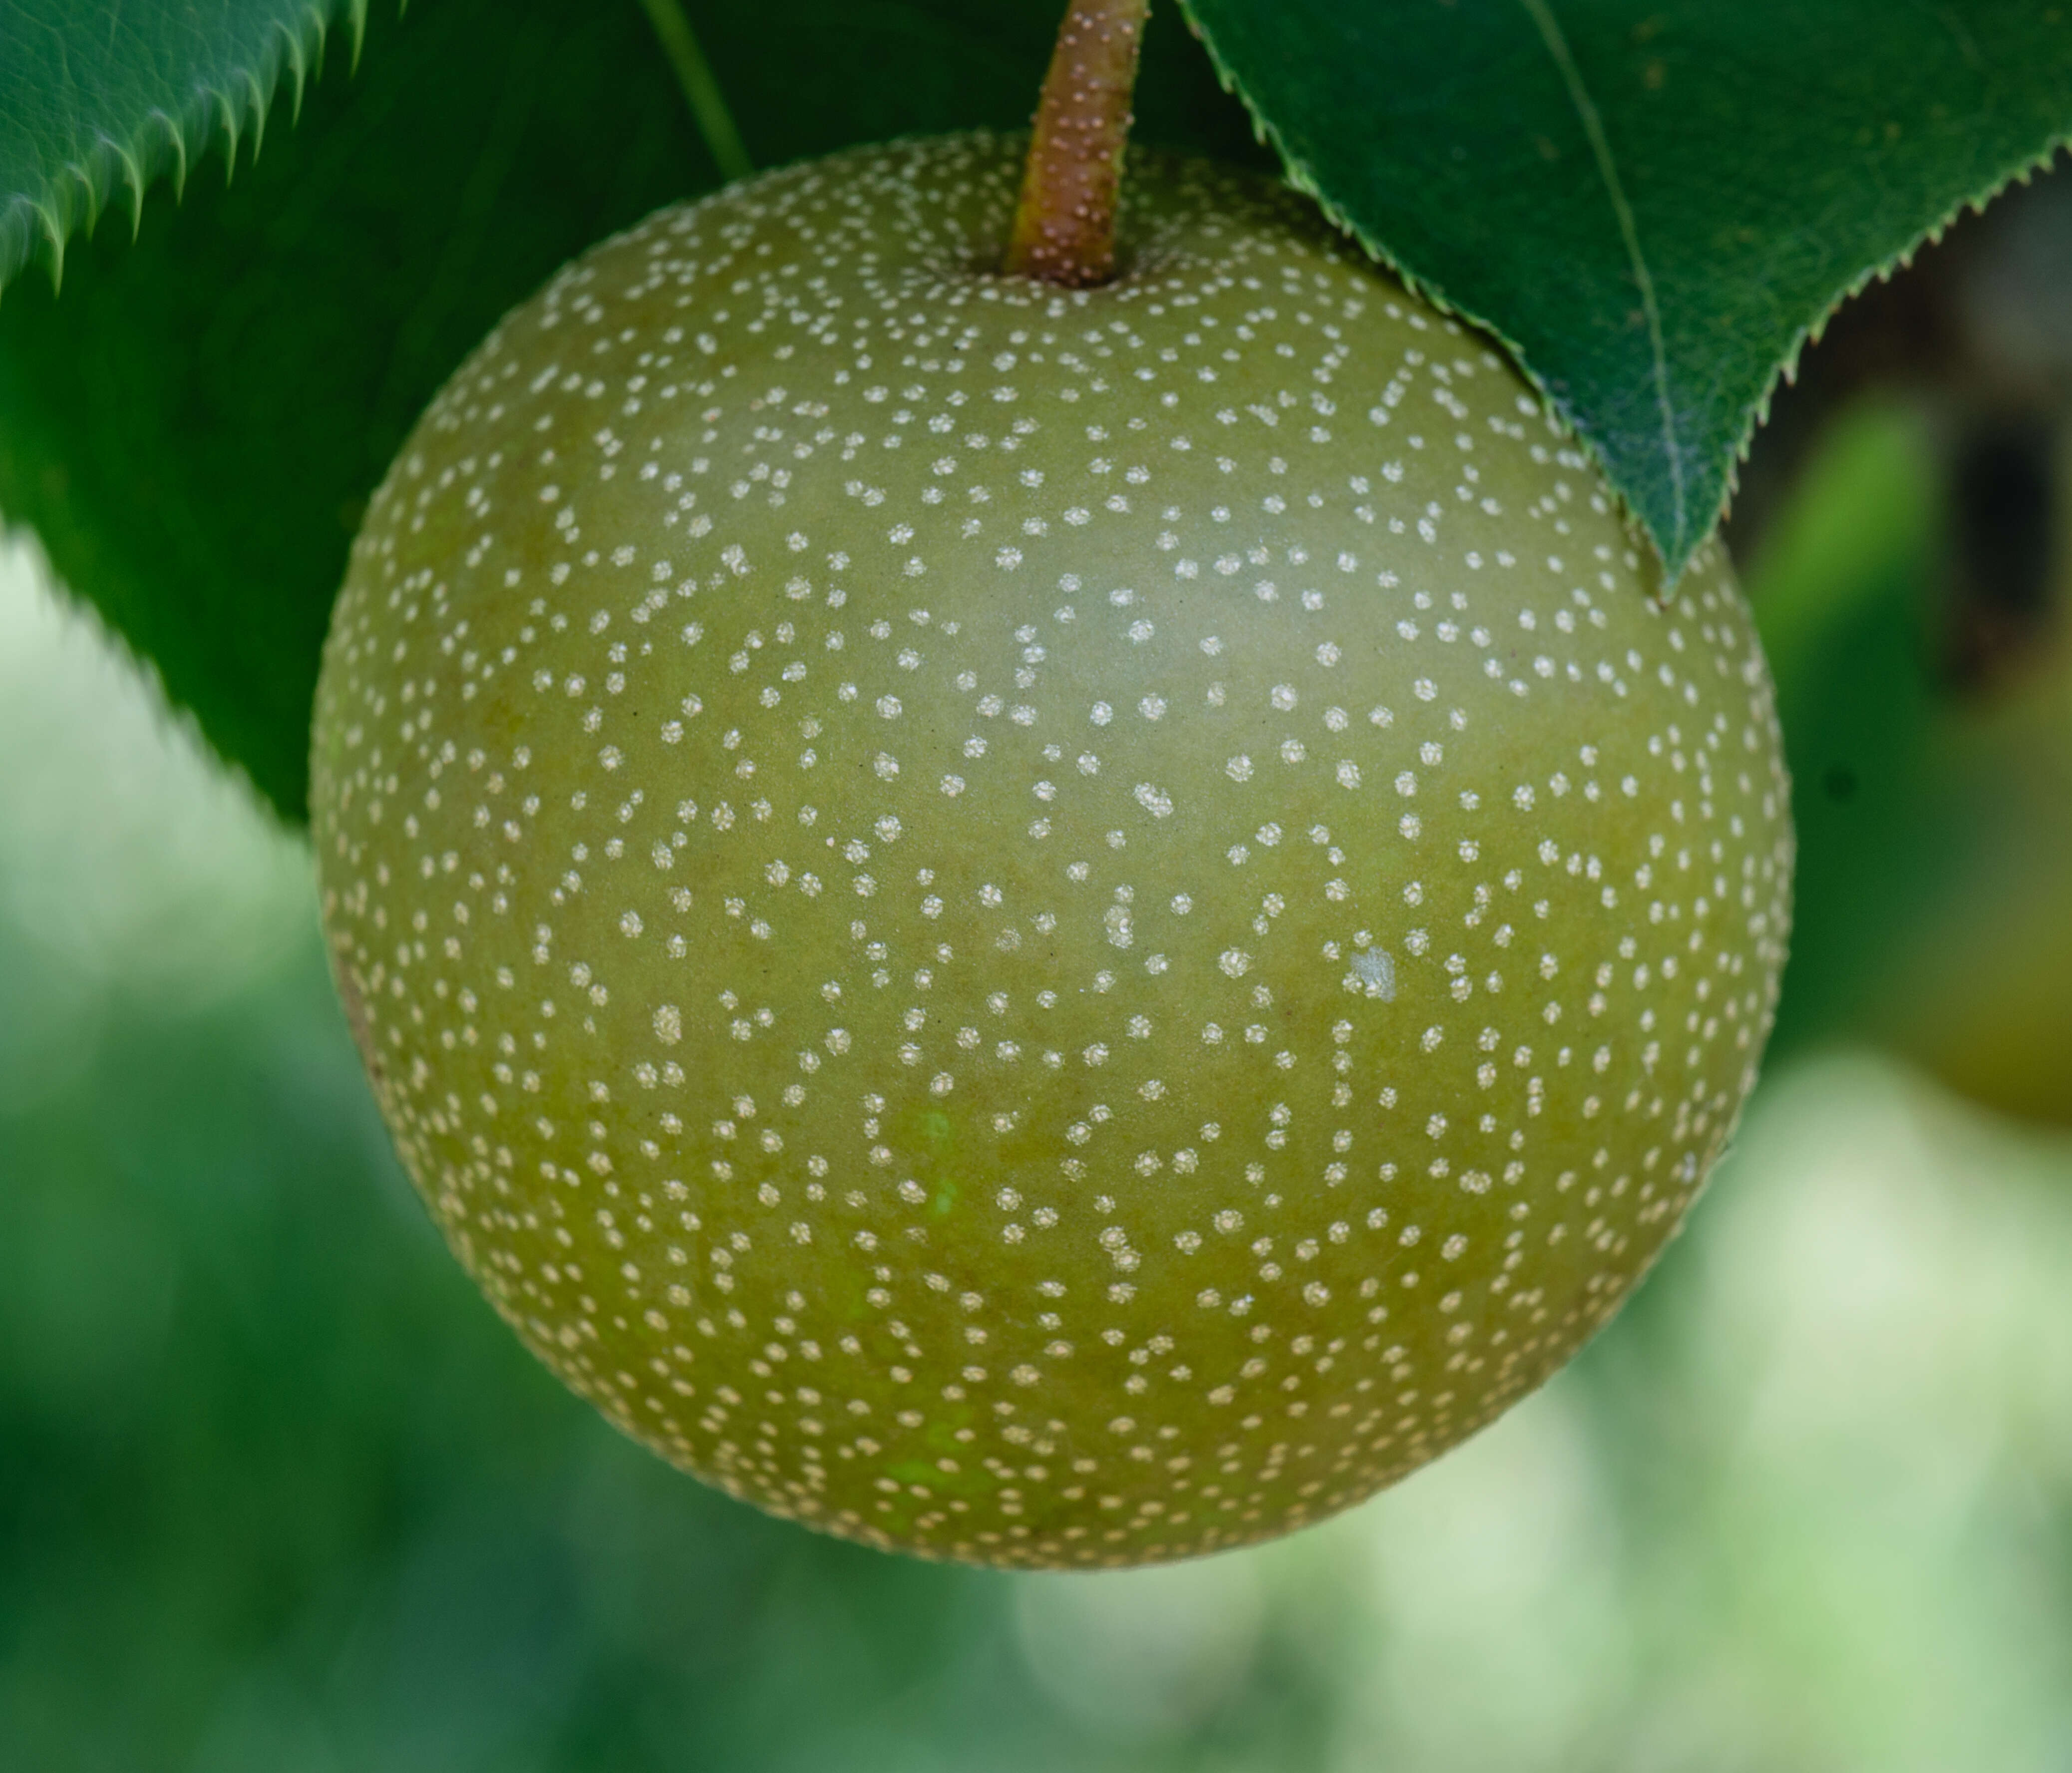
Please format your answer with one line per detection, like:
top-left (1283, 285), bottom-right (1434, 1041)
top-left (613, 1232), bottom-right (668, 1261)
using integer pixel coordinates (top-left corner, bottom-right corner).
top-left (311, 134), bottom-right (1793, 1568)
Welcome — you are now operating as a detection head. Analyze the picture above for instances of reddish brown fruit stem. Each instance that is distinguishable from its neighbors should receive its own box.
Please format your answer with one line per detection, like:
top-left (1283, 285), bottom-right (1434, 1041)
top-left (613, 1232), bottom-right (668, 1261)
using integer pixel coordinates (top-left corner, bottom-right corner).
top-left (1003, 0), bottom-right (1150, 287)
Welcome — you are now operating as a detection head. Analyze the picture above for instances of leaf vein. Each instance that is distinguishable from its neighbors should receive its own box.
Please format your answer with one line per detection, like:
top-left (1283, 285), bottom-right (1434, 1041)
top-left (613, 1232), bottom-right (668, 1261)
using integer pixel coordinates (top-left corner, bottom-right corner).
top-left (1517, 0), bottom-right (1685, 550)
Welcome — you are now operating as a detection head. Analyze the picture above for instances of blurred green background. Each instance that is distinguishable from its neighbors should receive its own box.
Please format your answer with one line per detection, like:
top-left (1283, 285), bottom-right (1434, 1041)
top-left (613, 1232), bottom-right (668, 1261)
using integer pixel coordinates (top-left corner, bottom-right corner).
top-left (13, 140), bottom-right (2072, 1773)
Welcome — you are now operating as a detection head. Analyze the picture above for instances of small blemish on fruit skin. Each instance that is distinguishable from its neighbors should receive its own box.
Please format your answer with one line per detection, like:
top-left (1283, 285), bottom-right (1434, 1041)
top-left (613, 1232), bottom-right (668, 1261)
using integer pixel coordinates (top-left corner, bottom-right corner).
top-left (1353, 948), bottom-right (1396, 1000)
top-left (309, 131), bottom-right (1793, 1573)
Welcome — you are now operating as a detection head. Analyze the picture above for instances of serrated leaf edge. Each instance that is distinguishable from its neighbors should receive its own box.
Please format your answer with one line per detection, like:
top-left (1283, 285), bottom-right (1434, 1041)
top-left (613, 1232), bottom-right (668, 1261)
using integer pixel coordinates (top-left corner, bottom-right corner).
top-left (1726, 144), bottom-right (2072, 519)
top-left (1175, 0), bottom-right (2072, 584)
top-left (0, 0), bottom-right (370, 299)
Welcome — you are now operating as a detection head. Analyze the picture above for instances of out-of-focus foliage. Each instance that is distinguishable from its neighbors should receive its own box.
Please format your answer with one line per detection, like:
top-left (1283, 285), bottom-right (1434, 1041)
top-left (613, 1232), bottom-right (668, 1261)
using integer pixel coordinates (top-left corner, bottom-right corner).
top-left (1885, 655), bottom-right (2072, 1123)
top-left (1746, 378), bottom-right (2072, 1123)
top-left (8, 537), bottom-right (2072, 1769)
top-left (1708, 156), bottom-right (2072, 1126)
top-left (1745, 400), bottom-right (1951, 1061)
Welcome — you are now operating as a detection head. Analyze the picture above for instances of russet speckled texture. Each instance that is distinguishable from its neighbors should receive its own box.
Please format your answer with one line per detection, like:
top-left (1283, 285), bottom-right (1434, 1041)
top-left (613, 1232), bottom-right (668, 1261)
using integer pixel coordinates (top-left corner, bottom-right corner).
top-left (311, 133), bottom-right (1792, 1567)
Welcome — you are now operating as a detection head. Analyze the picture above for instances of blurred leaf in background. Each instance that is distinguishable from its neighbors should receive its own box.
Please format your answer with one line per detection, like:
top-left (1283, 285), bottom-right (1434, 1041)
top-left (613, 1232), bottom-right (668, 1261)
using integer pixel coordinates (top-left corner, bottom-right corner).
top-left (1743, 399), bottom-right (1954, 1061)
top-left (1739, 164), bottom-right (2072, 1125)
top-left (1752, 402), bottom-right (2072, 1123)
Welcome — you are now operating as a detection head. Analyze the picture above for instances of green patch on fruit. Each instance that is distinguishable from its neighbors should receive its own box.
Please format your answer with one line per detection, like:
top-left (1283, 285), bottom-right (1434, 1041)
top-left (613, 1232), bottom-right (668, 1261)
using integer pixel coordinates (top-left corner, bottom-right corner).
top-left (886, 1443), bottom-right (997, 1501)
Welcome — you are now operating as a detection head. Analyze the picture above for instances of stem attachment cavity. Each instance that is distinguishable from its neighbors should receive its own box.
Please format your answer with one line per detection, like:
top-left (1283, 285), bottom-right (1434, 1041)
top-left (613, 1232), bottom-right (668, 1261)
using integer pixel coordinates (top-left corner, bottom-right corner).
top-left (1003, 0), bottom-right (1150, 287)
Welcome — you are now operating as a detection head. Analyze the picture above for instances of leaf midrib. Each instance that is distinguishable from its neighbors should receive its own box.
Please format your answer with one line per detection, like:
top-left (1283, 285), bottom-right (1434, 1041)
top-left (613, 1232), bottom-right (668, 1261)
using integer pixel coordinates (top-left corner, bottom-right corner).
top-left (1519, 0), bottom-right (1685, 556)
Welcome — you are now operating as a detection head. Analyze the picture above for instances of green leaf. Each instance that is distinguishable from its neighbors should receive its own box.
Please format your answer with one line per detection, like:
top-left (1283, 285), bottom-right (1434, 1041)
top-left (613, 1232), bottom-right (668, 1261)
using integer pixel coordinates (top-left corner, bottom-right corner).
top-left (0, 0), bottom-right (363, 292)
top-left (1181, 0), bottom-right (2072, 577)
top-left (0, 0), bottom-right (1257, 822)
